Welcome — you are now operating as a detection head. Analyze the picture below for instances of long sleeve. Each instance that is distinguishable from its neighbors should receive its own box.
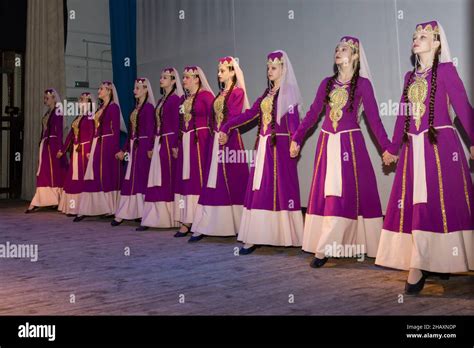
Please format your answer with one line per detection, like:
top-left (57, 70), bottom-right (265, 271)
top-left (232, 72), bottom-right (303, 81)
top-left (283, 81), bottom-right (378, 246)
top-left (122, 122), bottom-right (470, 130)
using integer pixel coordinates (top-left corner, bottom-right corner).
top-left (361, 79), bottom-right (391, 152)
top-left (227, 87), bottom-right (245, 118)
top-left (292, 78), bottom-right (327, 145)
top-left (61, 129), bottom-right (74, 153)
top-left (122, 125), bottom-right (131, 152)
top-left (143, 103), bottom-right (156, 151)
top-left (220, 95), bottom-right (263, 134)
top-left (169, 95), bottom-right (180, 149)
top-left (442, 62), bottom-right (474, 144)
top-left (109, 103), bottom-right (121, 153)
top-left (287, 105), bottom-right (300, 136)
top-left (386, 72), bottom-right (411, 156)
top-left (51, 110), bottom-right (64, 149)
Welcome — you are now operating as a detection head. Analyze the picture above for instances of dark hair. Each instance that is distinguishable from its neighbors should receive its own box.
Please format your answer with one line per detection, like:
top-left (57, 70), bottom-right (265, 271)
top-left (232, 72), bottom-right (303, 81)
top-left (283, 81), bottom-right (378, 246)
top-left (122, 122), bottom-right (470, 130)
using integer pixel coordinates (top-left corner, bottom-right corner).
top-left (269, 88), bottom-right (279, 146)
top-left (427, 47), bottom-right (440, 144)
top-left (157, 83), bottom-right (177, 136)
top-left (133, 88), bottom-right (149, 141)
top-left (179, 76), bottom-right (201, 143)
top-left (325, 47), bottom-right (360, 112)
top-left (402, 44), bottom-right (441, 145)
top-left (160, 74), bottom-right (176, 96)
top-left (254, 88), bottom-right (270, 149)
top-left (211, 71), bottom-right (237, 135)
top-left (347, 60), bottom-right (360, 112)
top-left (253, 85), bottom-right (279, 149)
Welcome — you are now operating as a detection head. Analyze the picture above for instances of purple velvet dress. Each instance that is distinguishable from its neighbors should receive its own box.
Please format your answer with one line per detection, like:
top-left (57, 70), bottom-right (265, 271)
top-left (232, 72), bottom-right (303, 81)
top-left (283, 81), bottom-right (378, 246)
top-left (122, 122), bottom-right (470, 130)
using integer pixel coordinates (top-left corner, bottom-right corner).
top-left (115, 102), bottom-right (155, 220)
top-left (292, 76), bottom-right (391, 258)
top-left (192, 87), bottom-right (250, 236)
top-left (58, 114), bottom-right (95, 215)
top-left (141, 94), bottom-right (181, 228)
top-left (375, 62), bottom-right (474, 273)
top-left (221, 91), bottom-right (304, 246)
top-left (78, 102), bottom-right (122, 216)
top-left (30, 107), bottom-right (68, 207)
top-left (174, 89), bottom-right (214, 224)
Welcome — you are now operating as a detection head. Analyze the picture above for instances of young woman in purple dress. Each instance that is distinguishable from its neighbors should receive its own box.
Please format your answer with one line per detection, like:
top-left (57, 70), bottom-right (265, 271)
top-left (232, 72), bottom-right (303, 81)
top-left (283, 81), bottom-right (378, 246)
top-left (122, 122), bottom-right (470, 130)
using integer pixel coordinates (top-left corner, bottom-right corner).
top-left (290, 36), bottom-right (392, 268)
top-left (376, 21), bottom-right (474, 295)
top-left (189, 56), bottom-right (250, 242)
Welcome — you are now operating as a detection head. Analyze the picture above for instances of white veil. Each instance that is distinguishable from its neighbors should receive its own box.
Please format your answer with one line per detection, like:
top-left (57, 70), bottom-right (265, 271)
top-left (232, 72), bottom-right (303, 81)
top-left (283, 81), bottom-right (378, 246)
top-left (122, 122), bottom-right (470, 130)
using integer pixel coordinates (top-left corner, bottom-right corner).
top-left (44, 88), bottom-right (65, 132)
top-left (103, 81), bottom-right (127, 133)
top-left (170, 68), bottom-right (184, 97)
top-left (137, 78), bottom-right (156, 106)
top-left (185, 66), bottom-right (215, 97)
top-left (229, 57), bottom-right (250, 111)
top-left (271, 50), bottom-right (303, 125)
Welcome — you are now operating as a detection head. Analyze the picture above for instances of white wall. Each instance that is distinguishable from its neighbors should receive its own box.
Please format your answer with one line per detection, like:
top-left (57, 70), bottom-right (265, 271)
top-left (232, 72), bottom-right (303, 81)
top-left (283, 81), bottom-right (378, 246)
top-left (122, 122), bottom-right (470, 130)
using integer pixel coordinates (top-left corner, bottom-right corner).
top-left (65, 0), bottom-right (112, 105)
top-left (136, 0), bottom-right (473, 210)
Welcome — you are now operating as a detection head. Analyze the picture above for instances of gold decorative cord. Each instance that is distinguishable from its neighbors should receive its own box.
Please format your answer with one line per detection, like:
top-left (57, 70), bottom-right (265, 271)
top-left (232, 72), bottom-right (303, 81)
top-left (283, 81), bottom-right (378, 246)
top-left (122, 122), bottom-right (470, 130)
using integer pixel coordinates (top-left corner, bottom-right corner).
top-left (308, 133), bottom-right (326, 212)
top-left (399, 145), bottom-right (409, 233)
top-left (349, 132), bottom-right (359, 215)
top-left (273, 145), bottom-right (277, 211)
top-left (433, 144), bottom-right (448, 233)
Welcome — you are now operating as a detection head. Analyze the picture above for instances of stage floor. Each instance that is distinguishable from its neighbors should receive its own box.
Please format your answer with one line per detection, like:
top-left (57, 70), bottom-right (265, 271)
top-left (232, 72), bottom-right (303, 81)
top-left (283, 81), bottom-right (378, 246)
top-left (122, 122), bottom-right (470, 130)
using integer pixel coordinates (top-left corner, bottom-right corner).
top-left (0, 200), bottom-right (472, 315)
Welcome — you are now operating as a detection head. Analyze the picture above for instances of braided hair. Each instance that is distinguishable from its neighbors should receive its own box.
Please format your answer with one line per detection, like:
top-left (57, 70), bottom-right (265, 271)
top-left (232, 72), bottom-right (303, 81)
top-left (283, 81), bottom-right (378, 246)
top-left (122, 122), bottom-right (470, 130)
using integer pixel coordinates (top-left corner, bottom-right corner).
top-left (402, 68), bottom-right (416, 144)
top-left (157, 82), bottom-right (177, 136)
top-left (324, 72), bottom-right (338, 106)
top-left (211, 73), bottom-right (237, 135)
top-left (427, 47), bottom-right (440, 144)
top-left (402, 45), bottom-right (441, 145)
top-left (270, 88), bottom-right (280, 146)
top-left (254, 88), bottom-right (270, 149)
top-left (179, 77), bottom-right (201, 142)
top-left (133, 89), bottom-right (149, 144)
top-left (347, 60), bottom-right (360, 112)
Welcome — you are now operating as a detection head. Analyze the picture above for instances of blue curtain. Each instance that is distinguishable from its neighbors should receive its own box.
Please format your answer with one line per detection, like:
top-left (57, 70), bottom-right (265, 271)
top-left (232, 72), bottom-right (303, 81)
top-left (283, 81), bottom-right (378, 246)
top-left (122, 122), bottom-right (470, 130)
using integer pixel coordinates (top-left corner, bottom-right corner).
top-left (109, 0), bottom-right (137, 146)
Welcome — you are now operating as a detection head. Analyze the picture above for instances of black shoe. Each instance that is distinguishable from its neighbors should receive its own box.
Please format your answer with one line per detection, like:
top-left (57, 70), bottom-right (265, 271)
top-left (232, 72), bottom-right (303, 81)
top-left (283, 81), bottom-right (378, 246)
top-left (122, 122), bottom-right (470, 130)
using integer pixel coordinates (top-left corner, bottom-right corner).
top-left (101, 214), bottom-right (114, 219)
top-left (239, 245), bottom-right (258, 255)
top-left (174, 224), bottom-right (191, 238)
top-left (73, 215), bottom-right (85, 222)
top-left (405, 271), bottom-right (429, 295)
top-left (174, 231), bottom-right (190, 237)
top-left (310, 257), bottom-right (328, 268)
top-left (425, 271), bottom-right (450, 280)
top-left (66, 214), bottom-right (76, 217)
top-left (25, 206), bottom-right (39, 214)
top-left (188, 234), bottom-right (204, 243)
top-left (134, 218), bottom-right (142, 223)
top-left (111, 219), bottom-right (123, 227)
top-left (136, 225), bottom-right (148, 231)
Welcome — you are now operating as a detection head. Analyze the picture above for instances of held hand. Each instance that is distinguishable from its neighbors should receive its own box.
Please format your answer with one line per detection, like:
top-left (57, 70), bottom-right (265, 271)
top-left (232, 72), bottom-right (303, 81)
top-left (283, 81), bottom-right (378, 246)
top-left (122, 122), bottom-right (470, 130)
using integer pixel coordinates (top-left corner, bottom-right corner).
top-left (115, 151), bottom-right (125, 161)
top-left (172, 148), bottom-right (178, 159)
top-left (470, 146), bottom-right (474, 160)
top-left (218, 131), bottom-right (228, 145)
top-left (382, 150), bottom-right (399, 166)
top-left (289, 141), bottom-right (301, 158)
top-left (147, 150), bottom-right (153, 159)
top-left (56, 151), bottom-right (63, 159)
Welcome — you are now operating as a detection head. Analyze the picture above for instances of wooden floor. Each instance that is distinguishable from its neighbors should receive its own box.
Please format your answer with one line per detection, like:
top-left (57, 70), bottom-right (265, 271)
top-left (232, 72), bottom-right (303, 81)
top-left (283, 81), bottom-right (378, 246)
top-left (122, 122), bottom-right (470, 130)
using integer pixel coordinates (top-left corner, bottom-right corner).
top-left (0, 199), bottom-right (472, 315)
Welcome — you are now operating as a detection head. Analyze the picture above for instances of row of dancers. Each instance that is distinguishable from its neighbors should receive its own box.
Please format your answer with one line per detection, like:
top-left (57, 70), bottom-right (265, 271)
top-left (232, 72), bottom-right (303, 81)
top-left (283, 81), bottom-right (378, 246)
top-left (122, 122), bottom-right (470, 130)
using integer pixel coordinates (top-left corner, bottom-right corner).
top-left (26, 21), bottom-right (473, 295)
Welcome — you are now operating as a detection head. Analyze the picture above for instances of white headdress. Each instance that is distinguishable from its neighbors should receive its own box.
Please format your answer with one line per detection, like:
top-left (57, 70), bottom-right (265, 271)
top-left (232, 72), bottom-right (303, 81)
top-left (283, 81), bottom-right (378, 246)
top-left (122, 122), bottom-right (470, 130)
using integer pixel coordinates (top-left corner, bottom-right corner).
top-left (267, 50), bottom-right (304, 125)
top-left (136, 77), bottom-right (156, 106)
top-left (102, 81), bottom-right (127, 133)
top-left (183, 66), bottom-right (215, 97)
top-left (218, 56), bottom-right (250, 111)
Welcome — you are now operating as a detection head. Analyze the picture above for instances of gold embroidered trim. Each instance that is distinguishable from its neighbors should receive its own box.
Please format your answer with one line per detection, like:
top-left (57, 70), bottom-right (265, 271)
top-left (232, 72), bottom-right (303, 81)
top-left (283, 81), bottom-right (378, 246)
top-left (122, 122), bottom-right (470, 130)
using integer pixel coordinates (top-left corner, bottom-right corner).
top-left (308, 133), bottom-right (326, 212)
top-left (433, 144), bottom-right (448, 233)
top-left (349, 132), bottom-right (359, 215)
top-left (399, 145), bottom-right (409, 233)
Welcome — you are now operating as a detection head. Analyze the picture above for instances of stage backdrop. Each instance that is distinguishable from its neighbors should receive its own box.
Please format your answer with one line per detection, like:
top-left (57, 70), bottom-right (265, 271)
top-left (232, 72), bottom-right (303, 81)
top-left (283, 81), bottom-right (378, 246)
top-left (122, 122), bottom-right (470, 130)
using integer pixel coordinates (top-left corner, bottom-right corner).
top-left (136, 0), bottom-right (473, 211)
